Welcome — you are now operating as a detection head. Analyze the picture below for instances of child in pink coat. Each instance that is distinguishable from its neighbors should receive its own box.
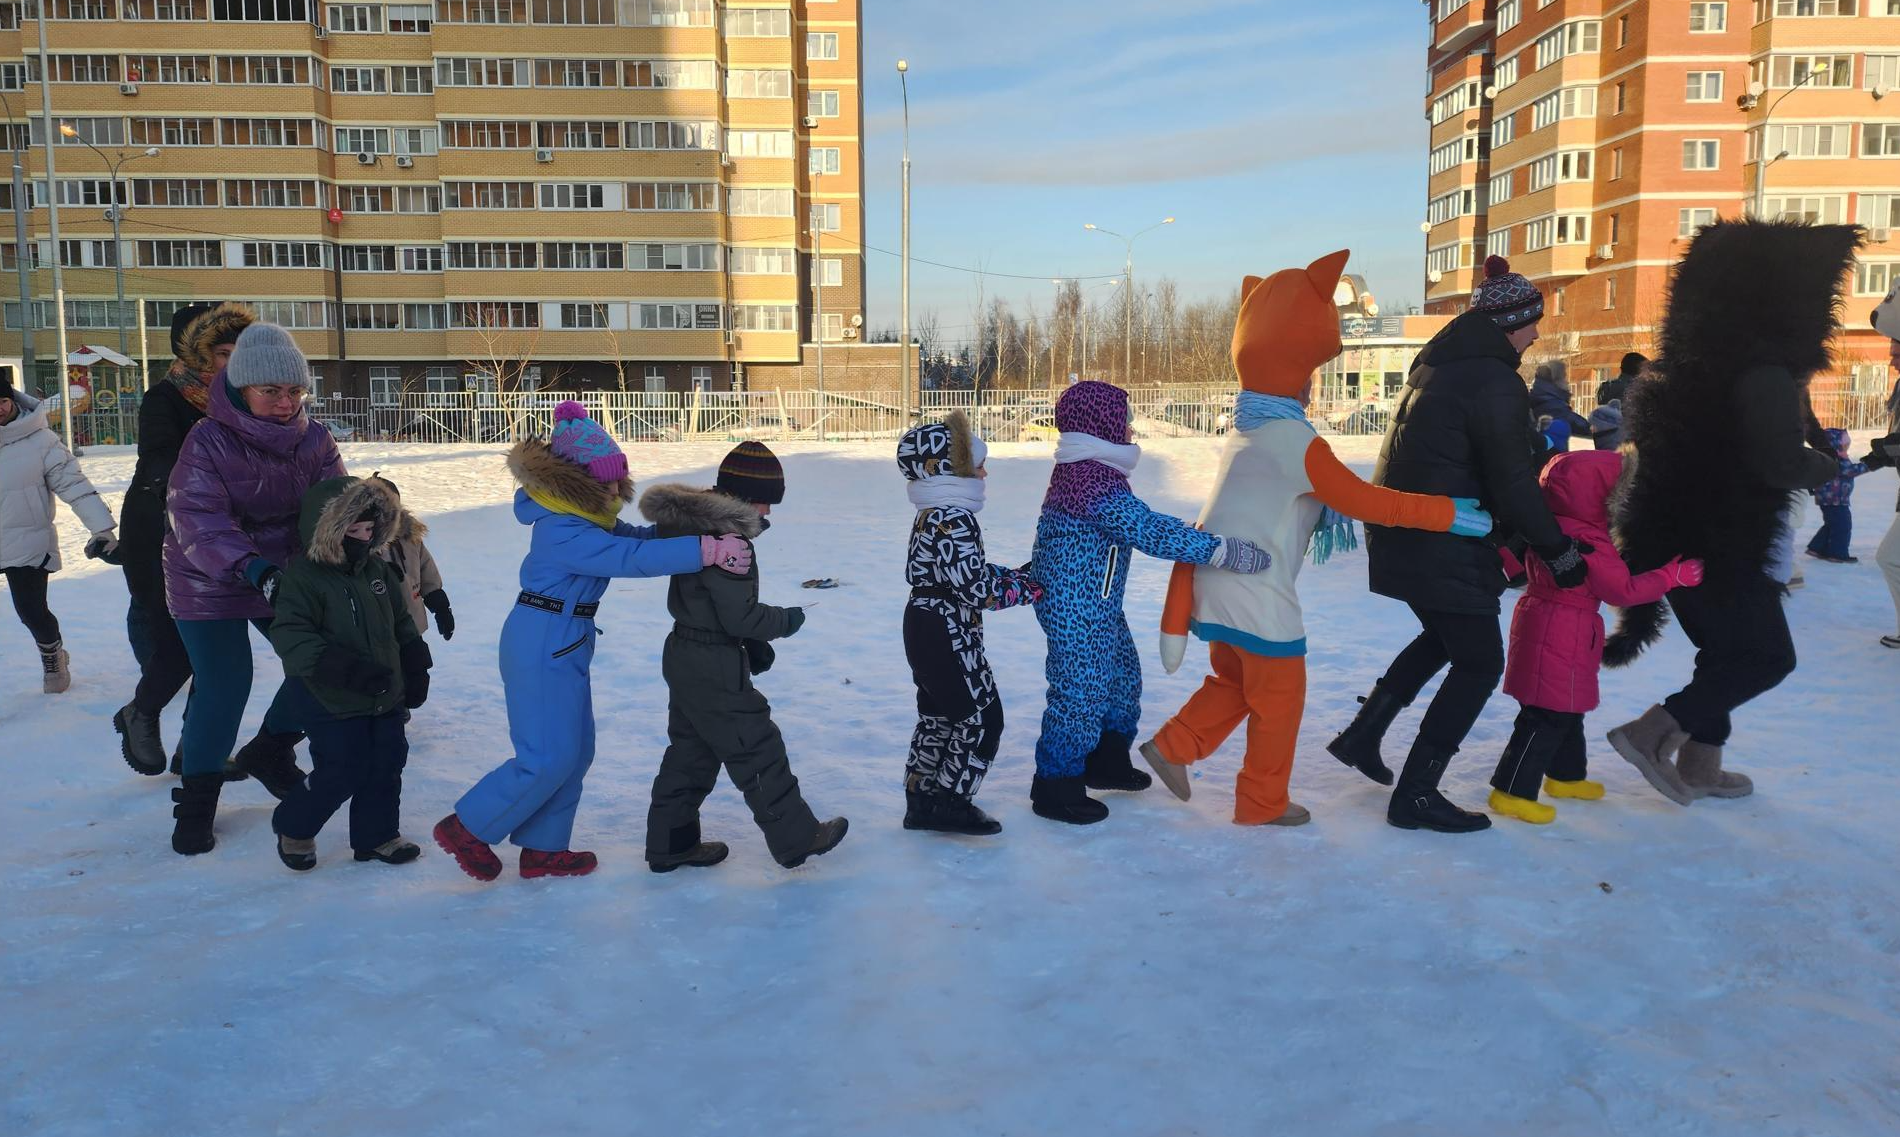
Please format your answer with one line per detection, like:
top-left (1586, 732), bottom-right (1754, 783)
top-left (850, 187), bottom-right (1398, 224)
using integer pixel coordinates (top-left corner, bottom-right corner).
top-left (1490, 450), bottom-right (1703, 823)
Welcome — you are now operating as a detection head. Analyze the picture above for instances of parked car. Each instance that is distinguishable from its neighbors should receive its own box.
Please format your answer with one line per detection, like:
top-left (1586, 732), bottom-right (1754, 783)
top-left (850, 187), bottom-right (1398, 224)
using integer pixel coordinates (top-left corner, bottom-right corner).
top-left (1327, 404), bottom-right (1391, 436)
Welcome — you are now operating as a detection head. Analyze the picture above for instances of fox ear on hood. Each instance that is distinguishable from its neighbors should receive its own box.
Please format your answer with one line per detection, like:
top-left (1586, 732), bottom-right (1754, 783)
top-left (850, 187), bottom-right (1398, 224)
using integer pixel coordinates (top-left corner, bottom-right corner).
top-left (1305, 250), bottom-right (1351, 300)
top-left (1239, 275), bottom-right (1265, 303)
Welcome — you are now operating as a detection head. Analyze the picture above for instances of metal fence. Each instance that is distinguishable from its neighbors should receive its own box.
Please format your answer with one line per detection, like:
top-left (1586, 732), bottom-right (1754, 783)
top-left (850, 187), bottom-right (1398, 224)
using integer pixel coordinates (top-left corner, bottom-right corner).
top-left (64, 385), bottom-right (1896, 448)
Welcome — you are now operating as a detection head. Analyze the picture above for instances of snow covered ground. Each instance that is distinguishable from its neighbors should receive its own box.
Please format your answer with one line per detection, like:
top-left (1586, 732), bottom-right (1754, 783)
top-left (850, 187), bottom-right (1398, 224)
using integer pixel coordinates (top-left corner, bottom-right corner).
top-left (5, 437), bottom-right (1899, 1137)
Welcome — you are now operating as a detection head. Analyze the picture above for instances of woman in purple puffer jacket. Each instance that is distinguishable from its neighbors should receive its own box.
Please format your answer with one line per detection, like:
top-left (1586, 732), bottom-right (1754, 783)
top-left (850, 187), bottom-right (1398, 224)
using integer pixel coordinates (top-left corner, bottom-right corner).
top-left (164, 323), bottom-right (345, 855)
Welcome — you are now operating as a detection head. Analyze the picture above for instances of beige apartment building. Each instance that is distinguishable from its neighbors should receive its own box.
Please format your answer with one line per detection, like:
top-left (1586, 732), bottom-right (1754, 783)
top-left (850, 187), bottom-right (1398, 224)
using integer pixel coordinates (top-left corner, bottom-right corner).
top-left (0, 0), bottom-right (868, 400)
top-left (1423, 0), bottom-right (1899, 396)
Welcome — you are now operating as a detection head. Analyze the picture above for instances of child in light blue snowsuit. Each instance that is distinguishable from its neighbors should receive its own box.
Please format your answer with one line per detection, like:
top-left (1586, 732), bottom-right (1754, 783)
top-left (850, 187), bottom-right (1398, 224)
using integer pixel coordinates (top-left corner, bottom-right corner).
top-left (1029, 381), bottom-right (1269, 825)
top-left (433, 401), bottom-right (750, 881)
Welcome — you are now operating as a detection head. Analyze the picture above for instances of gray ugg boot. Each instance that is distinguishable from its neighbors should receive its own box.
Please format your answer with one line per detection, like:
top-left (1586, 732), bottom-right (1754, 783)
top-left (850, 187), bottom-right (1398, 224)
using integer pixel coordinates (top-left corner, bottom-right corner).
top-left (1139, 739), bottom-right (1192, 802)
top-left (1606, 704), bottom-right (1694, 806)
top-left (1676, 741), bottom-right (1753, 799)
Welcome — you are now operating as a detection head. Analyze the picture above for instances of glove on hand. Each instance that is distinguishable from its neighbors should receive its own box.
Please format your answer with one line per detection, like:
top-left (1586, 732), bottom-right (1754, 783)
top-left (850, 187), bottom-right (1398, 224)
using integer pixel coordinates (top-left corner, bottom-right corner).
top-left (245, 559), bottom-right (283, 606)
top-left (399, 638), bottom-right (434, 709)
top-left (743, 638), bottom-right (775, 675)
top-left (422, 589), bottom-right (455, 641)
top-left (701, 534), bottom-right (754, 576)
top-left (84, 533), bottom-right (121, 564)
top-left (1542, 538), bottom-right (1592, 590)
top-left (1211, 536), bottom-right (1271, 574)
top-left (313, 647), bottom-right (393, 697)
top-left (783, 607), bottom-right (807, 637)
top-left (1663, 557), bottom-right (1705, 589)
top-left (1448, 498), bottom-right (1495, 538)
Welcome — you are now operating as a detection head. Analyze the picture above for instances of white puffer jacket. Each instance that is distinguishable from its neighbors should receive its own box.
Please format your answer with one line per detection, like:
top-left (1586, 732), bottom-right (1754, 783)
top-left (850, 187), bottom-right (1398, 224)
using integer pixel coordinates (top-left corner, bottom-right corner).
top-left (0, 392), bottom-right (115, 572)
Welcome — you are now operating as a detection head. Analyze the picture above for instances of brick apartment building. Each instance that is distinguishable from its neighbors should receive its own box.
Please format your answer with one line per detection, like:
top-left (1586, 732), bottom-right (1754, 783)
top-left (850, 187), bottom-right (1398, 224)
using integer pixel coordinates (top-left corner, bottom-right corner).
top-left (0, 0), bottom-right (875, 402)
top-left (1423, 0), bottom-right (1899, 395)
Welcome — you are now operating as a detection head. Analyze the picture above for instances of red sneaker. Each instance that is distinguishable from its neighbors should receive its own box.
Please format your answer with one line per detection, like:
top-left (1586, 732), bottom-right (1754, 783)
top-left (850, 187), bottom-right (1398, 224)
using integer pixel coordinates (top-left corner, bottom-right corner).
top-left (519, 848), bottom-right (598, 879)
top-left (433, 813), bottom-right (502, 882)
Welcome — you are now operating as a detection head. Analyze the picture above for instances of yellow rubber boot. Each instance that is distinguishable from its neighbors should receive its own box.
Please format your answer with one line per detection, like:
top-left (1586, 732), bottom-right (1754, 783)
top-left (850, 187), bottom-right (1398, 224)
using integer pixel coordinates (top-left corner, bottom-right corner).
top-left (1489, 789), bottom-right (1556, 824)
top-left (1543, 777), bottom-right (1605, 801)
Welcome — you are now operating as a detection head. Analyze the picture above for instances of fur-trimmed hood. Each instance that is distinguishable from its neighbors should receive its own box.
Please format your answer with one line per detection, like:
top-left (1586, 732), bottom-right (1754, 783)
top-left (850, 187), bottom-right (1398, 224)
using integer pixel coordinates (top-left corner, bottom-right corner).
top-left (507, 437), bottom-right (634, 516)
top-left (638, 483), bottom-right (764, 538)
top-left (181, 302), bottom-right (256, 375)
top-left (298, 476), bottom-right (399, 569)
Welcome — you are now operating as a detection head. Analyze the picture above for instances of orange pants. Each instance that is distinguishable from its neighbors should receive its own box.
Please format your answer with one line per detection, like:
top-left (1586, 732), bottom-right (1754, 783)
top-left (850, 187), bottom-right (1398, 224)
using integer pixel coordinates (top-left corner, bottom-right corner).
top-left (1153, 643), bottom-right (1306, 824)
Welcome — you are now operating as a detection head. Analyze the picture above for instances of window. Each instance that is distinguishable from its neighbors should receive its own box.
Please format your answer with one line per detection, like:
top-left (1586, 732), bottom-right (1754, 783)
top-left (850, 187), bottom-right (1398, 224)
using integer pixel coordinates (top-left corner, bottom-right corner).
top-left (444, 181), bottom-right (535, 210)
top-left (1486, 227), bottom-right (1511, 258)
top-left (1864, 123), bottom-right (1900, 157)
top-left (1429, 81), bottom-right (1480, 127)
top-left (1435, 0), bottom-right (1469, 19)
top-left (396, 185), bottom-right (441, 213)
top-left (725, 130), bottom-right (792, 158)
top-left (1604, 277), bottom-right (1618, 309)
top-left (724, 7), bottom-right (788, 35)
top-left (622, 0), bottom-right (711, 26)
top-left (1857, 262), bottom-right (1898, 295)
top-left (120, 0), bottom-right (207, 17)
top-left (543, 242), bottom-right (625, 269)
top-left (730, 246), bottom-right (794, 274)
top-left (533, 0), bottom-right (614, 22)
top-left (1610, 146), bottom-right (1624, 179)
top-left (388, 3), bottom-right (431, 31)
top-left (0, 62), bottom-right (21, 91)
top-left (1496, 0), bottom-right (1519, 31)
top-left (1869, 56), bottom-right (1900, 92)
top-left (1530, 87), bottom-right (1596, 130)
top-left (623, 60), bottom-right (715, 88)
top-left (435, 0), bottom-right (526, 21)
top-left (821, 313), bottom-right (844, 341)
top-left (642, 365), bottom-right (666, 393)
top-left (35, 0), bottom-right (112, 15)
top-left (1617, 13), bottom-right (1629, 44)
top-left (728, 69), bottom-right (791, 98)
top-left (540, 121), bottom-right (620, 150)
top-left (538, 59), bottom-right (615, 88)
top-left (810, 202), bottom-right (841, 232)
top-left (250, 301), bottom-right (329, 329)
top-left (341, 185), bottom-right (393, 213)
top-left (33, 116), bottom-right (124, 146)
top-left (539, 183), bottom-right (608, 210)
top-left (447, 242), bottom-right (538, 269)
top-left (1553, 288), bottom-right (1567, 316)
top-left (729, 187), bottom-right (793, 216)
top-left (404, 304), bottom-right (448, 329)
top-left (1758, 122), bottom-right (1850, 158)
top-left (239, 241), bottom-right (327, 268)
top-left (401, 245), bottom-right (444, 273)
top-left (331, 66), bottom-right (388, 94)
top-left (1528, 149), bottom-right (1592, 190)
top-left (634, 303), bottom-right (721, 330)
top-left (1607, 214), bottom-right (1621, 244)
top-left (226, 179), bottom-right (318, 207)
top-left (1534, 20), bottom-right (1601, 69)
top-left (1770, 0), bottom-right (1855, 13)
top-left (342, 304), bottom-right (401, 331)
top-left (130, 118), bottom-right (214, 146)
top-left (1859, 193), bottom-right (1900, 235)
top-left (435, 58), bottom-right (531, 87)
top-left (1614, 81), bottom-right (1627, 114)
top-left (369, 366), bottom-right (401, 407)
top-left (1488, 171), bottom-right (1512, 205)
top-left (730, 305), bottom-right (796, 332)
top-left (210, 0), bottom-right (311, 18)
top-left (1428, 188), bottom-right (1475, 224)
top-left (636, 243), bottom-right (718, 270)
top-left (807, 90), bottom-right (840, 118)
top-left (624, 121), bottom-right (717, 150)
top-left (1763, 54), bottom-right (1854, 88)
top-left (1678, 207), bottom-right (1718, 236)
top-left (1686, 71), bottom-right (1724, 101)
top-left (392, 66), bottom-right (433, 94)
top-left (1490, 113), bottom-right (1516, 151)
top-left (1494, 56), bottom-right (1519, 91)
top-left (809, 147), bottom-right (842, 175)
top-left (557, 303), bottom-right (611, 329)
top-left (1682, 139), bottom-right (1720, 169)
top-left (818, 258), bottom-right (842, 287)
top-left (326, 2), bottom-right (381, 30)
top-left (123, 55), bottom-right (212, 84)
top-left (1524, 214), bottom-right (1590, 250)
top-left (339, 245), bottom-right (397, 273)
top-left (336, 126), bottom-right (391, 155)
top-left (1764, 194), bottom-right (1846, 222)
top-left (443, 121), bottom-right (533, 149)
top-left (216, 56), bottom-right (311, 86)
top-left (220, 118), bottom-right (315, 147)
top-left (136, 240), bottom-right (221, 268)
top-left (807, 33), bottom-right (839, 60)
top-left (53, 179), bottom-right (126, 206)
top-left (135, 178), bottom-right (217, 206)
top-left (452, 301), bottom-right (540, 329)
top-left (1425, 244), bottom-right (1466, 276)
top-left (627, 182), bottom-right (718, 211)
top-left (1690, 1), bottom-right (1727, 29)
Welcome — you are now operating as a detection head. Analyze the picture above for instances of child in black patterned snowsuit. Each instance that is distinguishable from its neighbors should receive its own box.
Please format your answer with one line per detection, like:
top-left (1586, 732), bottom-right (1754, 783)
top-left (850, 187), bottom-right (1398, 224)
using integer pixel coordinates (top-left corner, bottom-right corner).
top-left (898, 411), bottom-right (1042, 836)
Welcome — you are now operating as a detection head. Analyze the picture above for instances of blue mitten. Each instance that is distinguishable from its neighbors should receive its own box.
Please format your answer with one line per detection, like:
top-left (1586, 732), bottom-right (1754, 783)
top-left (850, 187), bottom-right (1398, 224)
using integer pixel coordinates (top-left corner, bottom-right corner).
top-left (1448, 498), bottom-right (1494, 538)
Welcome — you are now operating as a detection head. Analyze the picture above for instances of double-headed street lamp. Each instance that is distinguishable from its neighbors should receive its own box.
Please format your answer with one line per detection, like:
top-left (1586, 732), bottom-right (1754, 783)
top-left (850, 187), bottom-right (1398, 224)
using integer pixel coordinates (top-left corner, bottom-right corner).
top-left (1083, 217), bottom-right (1173, 384)
top-left (60, 123), bottom-right (160, 357)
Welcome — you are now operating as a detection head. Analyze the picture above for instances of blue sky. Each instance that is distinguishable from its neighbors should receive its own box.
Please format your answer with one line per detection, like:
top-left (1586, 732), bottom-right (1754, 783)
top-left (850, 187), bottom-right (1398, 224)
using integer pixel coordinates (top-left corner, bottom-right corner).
top-left (859, 0), bottom-right (1430, 339)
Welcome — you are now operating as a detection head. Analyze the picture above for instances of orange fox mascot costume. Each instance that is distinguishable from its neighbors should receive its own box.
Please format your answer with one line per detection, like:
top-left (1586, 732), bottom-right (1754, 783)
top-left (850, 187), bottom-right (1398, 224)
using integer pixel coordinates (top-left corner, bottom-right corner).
top-left (1139, 251), bottom-right (1492, 825)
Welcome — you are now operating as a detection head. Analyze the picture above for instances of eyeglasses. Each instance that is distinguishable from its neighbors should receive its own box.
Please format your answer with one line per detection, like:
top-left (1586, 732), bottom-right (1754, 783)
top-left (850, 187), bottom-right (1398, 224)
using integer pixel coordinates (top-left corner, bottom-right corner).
top-left (250, 385), bottom-right (308, 403)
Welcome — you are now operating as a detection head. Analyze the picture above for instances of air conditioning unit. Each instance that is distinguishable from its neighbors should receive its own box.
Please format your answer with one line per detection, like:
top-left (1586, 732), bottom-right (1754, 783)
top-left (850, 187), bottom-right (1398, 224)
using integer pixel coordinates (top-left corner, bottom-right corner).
top-left (534, 148), bottom-right (555, 163)
top-left (1560, 331), bottom-right (1582, 352)
top-left (718, 151), bottom-right (731, 167)
top-left (801, 116), bottom-right (817, 128)
top-left (314, 24), bottom-right (328, 39)
top-left (118, 82), bottom-right (139, 96)
top-left (355, 150), bottom-right (377, 166)
top-left (1595, 243), bottom-right (1615, 260)
top-left (395, 155), bottom-right (414, 168)
top-left (842, 327), bottom-right (858, 340)
top-left (1873, 228), bottom-right (1893, 243)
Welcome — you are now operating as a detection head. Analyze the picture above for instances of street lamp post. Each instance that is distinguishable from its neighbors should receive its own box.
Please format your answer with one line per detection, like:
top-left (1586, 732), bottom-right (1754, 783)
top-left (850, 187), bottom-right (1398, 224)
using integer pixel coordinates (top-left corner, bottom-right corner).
top-left (62, 125), bottom-right (160, 358)
top-left (1745, 65), bottom-right (1830, 219)
top-left (897, 59), bottom-right (912, 422)
top-left (0, 90), bottom-right (33, 381)
top-left (34, 3), bottom-right (74, 452)
top-left (1084, 217), bottom-right (1173, 385)
top-left (1080, 277), bottom-right (1120, 380)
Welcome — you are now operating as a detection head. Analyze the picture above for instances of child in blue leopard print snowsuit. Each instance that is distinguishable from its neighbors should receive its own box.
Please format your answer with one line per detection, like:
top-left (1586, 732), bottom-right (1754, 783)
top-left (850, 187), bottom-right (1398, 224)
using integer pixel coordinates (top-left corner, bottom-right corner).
top-left (1029, 381), bottom-right (1270, 824)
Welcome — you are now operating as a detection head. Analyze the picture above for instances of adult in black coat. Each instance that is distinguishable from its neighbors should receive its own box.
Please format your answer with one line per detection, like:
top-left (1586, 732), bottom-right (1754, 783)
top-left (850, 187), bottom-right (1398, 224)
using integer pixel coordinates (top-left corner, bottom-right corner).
top-left (1595, 351), bottom-right (1647, 407)
top-left (1605, 221), bottom-right (1861, 804)
top-left (1329, 257), bottom-right (1588, 833)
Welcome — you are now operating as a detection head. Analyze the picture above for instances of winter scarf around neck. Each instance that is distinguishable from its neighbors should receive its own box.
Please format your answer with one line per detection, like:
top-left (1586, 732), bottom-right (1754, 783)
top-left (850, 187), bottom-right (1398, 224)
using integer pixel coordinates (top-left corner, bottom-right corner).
top-left (169, 367), bottom-right (211, 414)
top-left (525, 484), bottom-right (621, 530)
top-left (1044, 432), bottom-right (1141, 517)
top-left (1232, 391), bottom-right (1357, 565)
top-left (1888, 378), bottom-right (1900, 435)
top-left (906, 476), bottom-right (986, 515)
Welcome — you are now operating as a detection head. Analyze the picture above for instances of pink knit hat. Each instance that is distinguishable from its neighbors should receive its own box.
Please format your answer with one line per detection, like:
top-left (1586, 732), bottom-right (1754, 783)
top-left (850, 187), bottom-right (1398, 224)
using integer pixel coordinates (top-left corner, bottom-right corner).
top-left (549, 400), bottom-right (627, 483)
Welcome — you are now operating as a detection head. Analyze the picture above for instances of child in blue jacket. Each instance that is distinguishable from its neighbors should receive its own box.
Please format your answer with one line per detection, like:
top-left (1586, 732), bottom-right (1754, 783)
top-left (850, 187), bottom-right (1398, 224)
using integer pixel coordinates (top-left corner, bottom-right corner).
top-left (1805, 426), bottom-right (1868, 564)
top-left (433, 402), bottom-right (751, 881)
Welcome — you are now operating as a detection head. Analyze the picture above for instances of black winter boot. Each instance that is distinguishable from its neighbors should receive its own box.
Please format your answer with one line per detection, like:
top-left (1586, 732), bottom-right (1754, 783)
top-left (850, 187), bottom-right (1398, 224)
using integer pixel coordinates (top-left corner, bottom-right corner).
top-left (903, 789), bottom-right (1003, 836)
top-left (647, 821), bottom-right (731, 873)
top-left (233, 729), bottom-right (307, 801)
top-left (778, 817), bottom-right (849, 869)
top-left (114, 702), bottom-right (168, 776)
top-left (1387, 747), bottom-right (1491, 834)
top-left (1083, 731), bottom-right (1152, 793)
top-left (1327, 683), bottom-right (1408, 786)
top-left (171, 774), bottom-right (223, 855)
top-left (1030, 774), bottom-right (1109, 825)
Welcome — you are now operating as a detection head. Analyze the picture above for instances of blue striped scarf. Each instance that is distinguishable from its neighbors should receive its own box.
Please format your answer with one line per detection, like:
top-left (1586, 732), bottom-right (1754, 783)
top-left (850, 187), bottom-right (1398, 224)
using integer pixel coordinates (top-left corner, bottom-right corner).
top-left (1233, 391), bottom-right (1358, 565)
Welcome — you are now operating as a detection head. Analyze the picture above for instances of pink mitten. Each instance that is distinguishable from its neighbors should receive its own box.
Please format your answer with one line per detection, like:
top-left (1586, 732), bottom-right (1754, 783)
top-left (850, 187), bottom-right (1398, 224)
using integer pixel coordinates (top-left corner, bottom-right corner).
top-left (701, 534), bottom-right (754, 576)
top-left (1665, 557), bottom-right (1704, 588)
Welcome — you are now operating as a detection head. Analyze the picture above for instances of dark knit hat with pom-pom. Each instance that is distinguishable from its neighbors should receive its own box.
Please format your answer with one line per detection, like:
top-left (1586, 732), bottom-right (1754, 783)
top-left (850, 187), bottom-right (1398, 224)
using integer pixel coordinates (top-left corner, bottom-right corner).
top-left (1469, 255), bottom-right (1544, 332)
top-left (715, 440), bottom-right (785, 505)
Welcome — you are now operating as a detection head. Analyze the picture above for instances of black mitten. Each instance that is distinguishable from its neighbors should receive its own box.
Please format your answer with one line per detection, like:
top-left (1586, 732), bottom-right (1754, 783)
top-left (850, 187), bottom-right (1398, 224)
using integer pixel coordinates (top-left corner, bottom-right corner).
top-left (422, 589), bottom-right (455, 641)
top-left (400, 638), bottom-right (434, 709)
top-left (743, 638), bottom-right (775, 675)
top-left (1541, 538), bottom-right (1593, 590)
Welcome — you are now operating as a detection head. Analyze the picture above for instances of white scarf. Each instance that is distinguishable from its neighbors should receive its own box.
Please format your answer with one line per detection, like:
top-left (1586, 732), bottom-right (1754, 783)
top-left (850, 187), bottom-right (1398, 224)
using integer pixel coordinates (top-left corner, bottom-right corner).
top-left (1054, 432), bottom-right (1141, 475)
top-left (907, 476), bottom-right (986, 515)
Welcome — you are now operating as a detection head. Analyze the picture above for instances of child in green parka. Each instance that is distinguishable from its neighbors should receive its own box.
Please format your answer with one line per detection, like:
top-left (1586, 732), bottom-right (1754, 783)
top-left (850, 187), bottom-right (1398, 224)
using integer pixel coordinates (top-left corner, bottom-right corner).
top-left (268, 476), bottom-right (434, 871)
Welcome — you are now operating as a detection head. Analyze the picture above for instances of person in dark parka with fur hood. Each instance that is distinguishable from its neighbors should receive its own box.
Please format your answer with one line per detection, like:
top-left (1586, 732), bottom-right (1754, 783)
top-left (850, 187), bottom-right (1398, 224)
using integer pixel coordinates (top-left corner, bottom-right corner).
top-left (638, 446), bottom-right (847, 873)
top-left (1604, 220), bottom-right (1859, 804)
